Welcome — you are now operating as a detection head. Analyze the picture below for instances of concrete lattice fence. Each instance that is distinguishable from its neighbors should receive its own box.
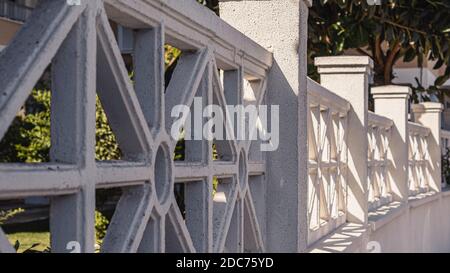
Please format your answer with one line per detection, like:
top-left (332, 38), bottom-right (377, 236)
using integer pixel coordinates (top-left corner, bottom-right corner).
top-left (367, 111), bottom-right (394, 212)
top-left (308, 60), bottom-right (450, 252)
top-left (1, 0), bottom-right (450, 253)
top-left (306, 78), bottom-right (349, 245)
top-left (0, 0), bottom-right (272, 253)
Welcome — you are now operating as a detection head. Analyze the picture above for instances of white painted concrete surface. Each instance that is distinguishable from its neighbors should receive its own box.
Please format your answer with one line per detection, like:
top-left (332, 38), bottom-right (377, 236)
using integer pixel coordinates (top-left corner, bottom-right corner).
top-left (0, 0), bottom-right (449, 253)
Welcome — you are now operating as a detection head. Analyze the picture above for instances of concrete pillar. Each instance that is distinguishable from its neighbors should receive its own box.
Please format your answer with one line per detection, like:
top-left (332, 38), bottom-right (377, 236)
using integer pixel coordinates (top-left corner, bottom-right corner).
top-left (371, 86), bottom-right (411, 202)
top-left (315, 56), bottom-right (373, 225)
top-left (411, 102), bottom-right (444, 192)
top-left (220, 0), bottom-right (311, 252)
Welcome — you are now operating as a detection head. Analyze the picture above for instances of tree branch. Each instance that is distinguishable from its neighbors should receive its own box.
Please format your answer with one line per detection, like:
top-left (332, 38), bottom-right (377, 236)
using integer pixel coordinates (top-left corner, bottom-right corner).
top-left (356, 48), bottom-right (373, 58)
top-left (384, 42), bottom-right (402, 85)
top-left (374, 34), bottom-right (384, 68)
top-left (373, 15), bottom-right (427, 36)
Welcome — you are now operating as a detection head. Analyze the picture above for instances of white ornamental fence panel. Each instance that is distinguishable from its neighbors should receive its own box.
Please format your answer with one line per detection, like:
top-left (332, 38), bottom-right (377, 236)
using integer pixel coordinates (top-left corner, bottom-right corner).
top-left (408, 122), bottom-right (432, 196)
top-left (0, 0), bottom-right (272, 253)
top-left (367, 112), bottom-right (393, 211)
top-left (306, 78), bottom-right (349, 245)
top-left (0, 0), bottom-right (448, 254)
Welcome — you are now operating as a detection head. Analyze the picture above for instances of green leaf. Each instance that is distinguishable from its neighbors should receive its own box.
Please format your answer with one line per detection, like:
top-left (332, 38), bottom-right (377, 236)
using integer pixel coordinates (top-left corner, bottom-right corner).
top-left (435, 75), bottom-right (450, 86)
top-left (403, 47), bottom-right (416, 63)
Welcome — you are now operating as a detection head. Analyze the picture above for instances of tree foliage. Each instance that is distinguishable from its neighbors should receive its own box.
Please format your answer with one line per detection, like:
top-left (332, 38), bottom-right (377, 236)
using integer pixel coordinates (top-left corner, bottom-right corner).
top-left (0, 208), bottom-right (24, 225)
top-left (309, 0), bottom-right (450, 91)
top-left (0, 90), bottom-right (121, 163)
top-left (96, 98), bottom-right (122, 161)
top-left (0, 90), bottom-right (51, 163)
top-left (443, 147), bottom-right (450, 186)
top-left (0, 88), bottom-right (123, 163)
top-left (198, 0), bottom-right (219, 15)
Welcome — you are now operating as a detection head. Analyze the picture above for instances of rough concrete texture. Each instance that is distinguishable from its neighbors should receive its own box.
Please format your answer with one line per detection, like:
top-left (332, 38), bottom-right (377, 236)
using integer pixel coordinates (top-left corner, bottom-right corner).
top-left (0, 0), bottom-right (272, 253)
top-left (0, 0), bottom-right (450, 253)
top-left (221, 0), bottom-right (309, 252)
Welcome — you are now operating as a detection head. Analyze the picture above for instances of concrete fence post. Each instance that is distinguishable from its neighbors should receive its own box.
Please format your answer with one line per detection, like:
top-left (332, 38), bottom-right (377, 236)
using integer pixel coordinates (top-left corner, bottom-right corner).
top-left (371, 86), bottom-right (411, 202)
top-left (314, 56), bottom-right (373, 225)
top-left (220, 0), bottom-right (311, 252)
top-left (411, 102), bottom-right (444, 192)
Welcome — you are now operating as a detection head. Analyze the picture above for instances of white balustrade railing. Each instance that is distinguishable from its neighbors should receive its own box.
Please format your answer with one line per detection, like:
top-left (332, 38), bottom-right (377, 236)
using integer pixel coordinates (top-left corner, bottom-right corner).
top-left (0, 0), bottom-right (448, 253)
top-left (368, 112), bottom-right (394, 211)
top-left (0, 0), bottom-right (272, 253)
top-left (408, 122), bottom-right (431, 196)
top-left (306, 78), bottom-right (444, 245)
top-left (307, 78), bottom-right (350, 245)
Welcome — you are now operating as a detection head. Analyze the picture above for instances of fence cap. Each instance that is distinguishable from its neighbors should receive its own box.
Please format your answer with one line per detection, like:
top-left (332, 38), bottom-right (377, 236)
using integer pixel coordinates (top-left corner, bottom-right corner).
top-left (371, 85), bottom-right (411, 99)
top-left (411, 102), bottom-right (444, 113)
top-left (314, 56), bottom-right (374, 74)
